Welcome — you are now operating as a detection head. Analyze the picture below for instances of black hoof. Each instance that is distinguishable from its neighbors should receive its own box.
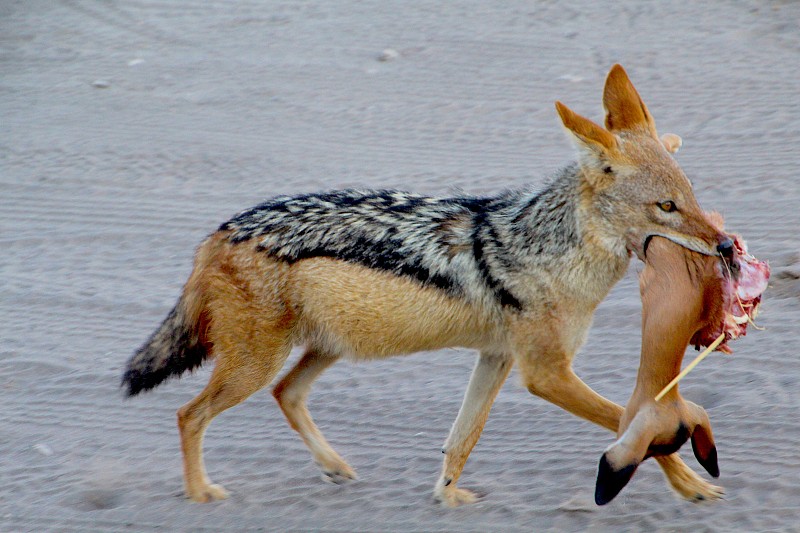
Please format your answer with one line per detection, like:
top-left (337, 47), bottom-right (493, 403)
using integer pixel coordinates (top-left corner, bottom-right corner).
top-left (595, 453), bottom-right (638, 505)
top-left (691, 439), bottom-right (720, 478)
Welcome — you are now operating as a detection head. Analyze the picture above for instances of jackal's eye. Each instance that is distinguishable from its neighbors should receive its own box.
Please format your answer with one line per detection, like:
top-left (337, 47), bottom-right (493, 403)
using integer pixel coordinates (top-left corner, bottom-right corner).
top-left (658, 200), bottom-right (677, 213)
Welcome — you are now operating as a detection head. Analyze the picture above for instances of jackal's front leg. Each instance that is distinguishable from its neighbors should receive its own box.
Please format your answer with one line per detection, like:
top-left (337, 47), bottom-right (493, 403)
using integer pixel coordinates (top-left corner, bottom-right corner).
top-left (434, 352), bottom-right (512, 507)
top-left (518, 355), bottom-right (723, 502)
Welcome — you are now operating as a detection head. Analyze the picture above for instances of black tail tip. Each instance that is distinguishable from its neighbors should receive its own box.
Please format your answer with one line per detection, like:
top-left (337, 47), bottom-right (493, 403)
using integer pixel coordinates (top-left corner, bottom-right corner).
top-left (595, 453), bottom-right (638, 505)
top-left (120, 373), bottom-right (137, 397)
top-left (121, 369), bottom-right (150, 397)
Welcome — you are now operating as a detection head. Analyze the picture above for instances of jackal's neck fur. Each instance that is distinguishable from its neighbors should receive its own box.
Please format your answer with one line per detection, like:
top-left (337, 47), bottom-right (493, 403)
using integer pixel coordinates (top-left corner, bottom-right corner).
top-left (220, 163), bottom-right (629, 315)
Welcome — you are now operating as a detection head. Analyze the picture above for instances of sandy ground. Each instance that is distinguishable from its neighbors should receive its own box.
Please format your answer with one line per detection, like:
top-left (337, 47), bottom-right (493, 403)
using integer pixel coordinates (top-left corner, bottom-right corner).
top-left (2, 1), bottom-right (799, 531)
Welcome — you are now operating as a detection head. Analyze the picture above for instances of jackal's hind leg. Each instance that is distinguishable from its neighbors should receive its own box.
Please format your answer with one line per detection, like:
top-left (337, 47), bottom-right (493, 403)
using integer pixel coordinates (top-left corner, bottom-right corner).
top-left (177, 325), bottom-right (292, 502)
top-left (272, 349), bottom-right (355, 484)
top-left (434, 353), bottom-right (512, 507)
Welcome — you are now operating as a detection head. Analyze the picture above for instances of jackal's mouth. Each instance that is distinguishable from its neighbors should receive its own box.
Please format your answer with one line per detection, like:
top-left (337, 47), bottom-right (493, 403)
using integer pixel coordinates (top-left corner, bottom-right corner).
top-left (641, 235), bottom-right (655, 258)
top-left (625, 230), bottom-right (649, 261)
top-left (631, 234), bottom-right (661, 261)
top-left (635, 232), bottom-right (718, 260)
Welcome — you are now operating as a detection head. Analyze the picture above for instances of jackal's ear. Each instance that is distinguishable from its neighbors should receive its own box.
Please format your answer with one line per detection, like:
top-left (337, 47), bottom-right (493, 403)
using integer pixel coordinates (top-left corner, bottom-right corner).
top-left (555, 101), bottom-right (617, 154)
top-left (603, 64), bottom-right (658, 138)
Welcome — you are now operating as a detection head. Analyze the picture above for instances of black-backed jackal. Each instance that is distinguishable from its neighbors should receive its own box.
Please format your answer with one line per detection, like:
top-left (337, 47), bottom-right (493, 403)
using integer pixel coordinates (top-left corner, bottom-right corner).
top-left (124, 65), bottom-right (732, 505)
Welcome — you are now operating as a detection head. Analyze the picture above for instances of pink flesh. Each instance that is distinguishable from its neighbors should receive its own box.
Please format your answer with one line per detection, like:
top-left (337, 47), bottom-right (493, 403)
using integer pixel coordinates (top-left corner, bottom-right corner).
top-left (694, 236), bottom-right (769, 353)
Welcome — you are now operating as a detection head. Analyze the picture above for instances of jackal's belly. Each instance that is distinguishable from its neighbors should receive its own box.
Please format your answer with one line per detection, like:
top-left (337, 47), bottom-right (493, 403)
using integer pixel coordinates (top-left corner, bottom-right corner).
top-left (287, 258), bottom-right (502, 359)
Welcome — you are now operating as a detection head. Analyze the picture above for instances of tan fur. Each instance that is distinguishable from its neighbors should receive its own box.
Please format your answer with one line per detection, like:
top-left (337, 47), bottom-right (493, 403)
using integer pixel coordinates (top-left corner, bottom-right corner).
top-left (157, 65), bottom-right (728, 506)
top-left (288, 258), bottom-right (503, 359)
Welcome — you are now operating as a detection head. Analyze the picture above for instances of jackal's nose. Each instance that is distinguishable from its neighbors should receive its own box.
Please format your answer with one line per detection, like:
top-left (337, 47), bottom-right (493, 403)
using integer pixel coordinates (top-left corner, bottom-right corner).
top-left (717, 238), bottom-right (735, 260)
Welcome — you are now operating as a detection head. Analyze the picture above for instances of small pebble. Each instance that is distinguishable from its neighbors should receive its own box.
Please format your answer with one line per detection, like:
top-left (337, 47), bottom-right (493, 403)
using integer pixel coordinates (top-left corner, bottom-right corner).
top-left (777, 265), bottom-right (800, 279)
top-left (33, 443), bottom-right (53, 456)
top-left (92, 79), bottom-right (110, 89)
top-left (558, 494), bottom-right (595, 512)
top-left (127, 58), bottom-right (145, 67)
top-left (377, 48), bottom-right (400, 62)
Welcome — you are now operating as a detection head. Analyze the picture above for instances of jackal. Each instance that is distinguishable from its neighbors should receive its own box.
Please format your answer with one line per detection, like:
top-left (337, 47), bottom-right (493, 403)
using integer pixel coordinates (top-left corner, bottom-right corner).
top-left (123, 65), bottom-right (731, 505)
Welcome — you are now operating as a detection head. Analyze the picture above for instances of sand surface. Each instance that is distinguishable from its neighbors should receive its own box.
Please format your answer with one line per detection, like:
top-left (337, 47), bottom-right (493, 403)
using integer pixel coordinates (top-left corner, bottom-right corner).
top-left (2, 1), bottom-right (799, 531)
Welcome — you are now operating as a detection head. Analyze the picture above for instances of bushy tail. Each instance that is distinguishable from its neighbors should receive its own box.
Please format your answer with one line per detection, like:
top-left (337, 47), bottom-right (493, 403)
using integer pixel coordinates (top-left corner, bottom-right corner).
top-left (122, 298), bottom-right (210, 396)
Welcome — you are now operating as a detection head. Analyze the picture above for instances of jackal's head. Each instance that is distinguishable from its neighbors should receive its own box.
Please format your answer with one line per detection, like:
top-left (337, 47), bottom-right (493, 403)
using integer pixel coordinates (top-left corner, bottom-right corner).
top-left (555, 64), bottom-right (731, 260)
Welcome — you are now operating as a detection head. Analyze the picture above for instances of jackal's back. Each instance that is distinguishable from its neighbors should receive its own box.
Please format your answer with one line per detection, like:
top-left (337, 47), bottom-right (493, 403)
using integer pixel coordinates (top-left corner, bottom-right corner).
top-left (219, 189), bottom-right (526, 309)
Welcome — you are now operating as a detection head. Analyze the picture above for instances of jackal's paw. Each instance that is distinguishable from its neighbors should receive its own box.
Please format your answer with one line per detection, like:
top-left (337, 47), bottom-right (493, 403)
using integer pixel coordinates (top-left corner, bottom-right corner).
top-left (662, 459), bottom-right (724, 502)
top-left (672, 474), bottom-right (724, 503)
top-left (433, 483), bottom-right (480, 507)
top-left (186, 483), bottom-right (229, 503)
top-left (318, 459), bottom-right (358, 485)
